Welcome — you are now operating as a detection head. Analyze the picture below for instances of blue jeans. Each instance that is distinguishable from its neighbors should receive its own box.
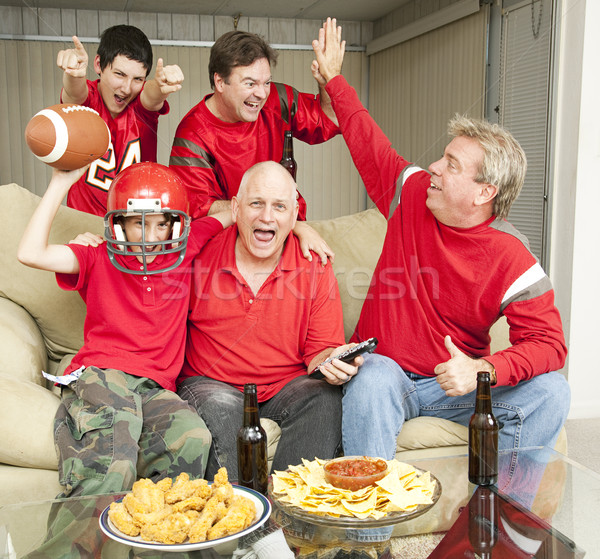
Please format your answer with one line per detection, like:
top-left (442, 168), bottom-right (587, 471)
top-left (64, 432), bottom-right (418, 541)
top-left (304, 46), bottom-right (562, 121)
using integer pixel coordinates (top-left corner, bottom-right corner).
top-left (178, 375), bottom-right (342, 479)
top-left (342, 354), bottom-right (570, 542)
top-left (342, 353), bottom-right (570, 465)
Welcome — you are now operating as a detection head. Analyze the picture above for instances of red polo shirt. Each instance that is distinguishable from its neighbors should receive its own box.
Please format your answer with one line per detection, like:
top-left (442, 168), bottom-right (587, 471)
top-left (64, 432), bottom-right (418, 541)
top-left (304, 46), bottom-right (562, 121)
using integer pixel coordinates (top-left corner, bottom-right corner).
top-left (56, 217), bottom-right (223, 391)
top-left (179, 226), bottom-right (345, 402)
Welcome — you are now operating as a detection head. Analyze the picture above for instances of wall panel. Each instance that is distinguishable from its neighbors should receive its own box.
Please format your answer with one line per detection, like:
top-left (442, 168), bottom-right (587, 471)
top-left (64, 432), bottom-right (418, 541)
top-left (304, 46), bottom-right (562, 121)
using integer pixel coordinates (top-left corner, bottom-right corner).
top-left (368, 10), bottom-right (487, 171)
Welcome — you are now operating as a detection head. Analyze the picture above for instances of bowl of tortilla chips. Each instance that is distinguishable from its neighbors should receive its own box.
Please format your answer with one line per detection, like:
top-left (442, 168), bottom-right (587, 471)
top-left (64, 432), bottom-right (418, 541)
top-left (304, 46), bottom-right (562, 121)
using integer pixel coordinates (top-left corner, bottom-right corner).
top-left (270, 457), bottom-right (441, 528)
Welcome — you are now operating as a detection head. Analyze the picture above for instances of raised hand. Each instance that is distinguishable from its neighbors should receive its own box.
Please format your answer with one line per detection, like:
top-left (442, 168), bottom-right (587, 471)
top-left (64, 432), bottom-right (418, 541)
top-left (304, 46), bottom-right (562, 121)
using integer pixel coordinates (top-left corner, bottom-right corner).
top-left (311, 17), bottom-right (345, 84)
top-left (154, 58), bottom-right (184, 96)
top-left (56, 36), bottom-right (88, 78)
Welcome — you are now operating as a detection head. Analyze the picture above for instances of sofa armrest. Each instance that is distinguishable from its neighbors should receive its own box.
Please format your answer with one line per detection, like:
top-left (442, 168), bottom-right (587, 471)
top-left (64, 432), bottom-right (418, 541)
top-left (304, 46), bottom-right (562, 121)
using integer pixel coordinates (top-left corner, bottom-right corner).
top-left (0, 378), bottom-right (60, 469)
top-left (0, 296), bottom-right (48, 386)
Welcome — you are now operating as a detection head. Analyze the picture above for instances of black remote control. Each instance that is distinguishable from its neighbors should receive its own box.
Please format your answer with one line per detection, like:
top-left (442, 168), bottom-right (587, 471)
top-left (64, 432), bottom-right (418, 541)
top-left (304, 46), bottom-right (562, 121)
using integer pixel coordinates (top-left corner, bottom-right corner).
top-left (309, 337), bottom-right (378, 379)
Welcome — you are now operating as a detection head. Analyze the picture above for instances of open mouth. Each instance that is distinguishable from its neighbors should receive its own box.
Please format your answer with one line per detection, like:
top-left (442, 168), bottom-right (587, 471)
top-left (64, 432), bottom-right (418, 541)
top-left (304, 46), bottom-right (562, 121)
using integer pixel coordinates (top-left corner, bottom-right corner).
top-left (429, 181), bottom-right (442, 191)
top-left (245, 100), bottom-right (260, 110)
top-left (253, 229), bottom-right (275, 244)
top-left (114, 94), bottom-right (128, 107)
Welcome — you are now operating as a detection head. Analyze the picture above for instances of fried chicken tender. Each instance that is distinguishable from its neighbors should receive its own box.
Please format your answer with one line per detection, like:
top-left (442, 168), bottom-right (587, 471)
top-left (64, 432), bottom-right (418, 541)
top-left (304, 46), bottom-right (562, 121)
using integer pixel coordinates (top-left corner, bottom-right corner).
top-left (140, 510), bottom-right (199, 544)
top-left (172, 495), bottom-right (208, 513)
top-left (130, 501), bottom-right (173, 528)
top-left (156, 477), bottom-right (173, 492)
top-left (187, 497), bottom-right (227, 543)
top-left (126, 478), bottom-right (166, 515)
top-left (210, 468), bottom-right (234, 504)
top-left (213, 467), bottom-right (229, 488)
top-left (108, 501), bottom-right (140, 537)
top-left (206, 495), bottom-right (256, 540)
top-left (165, 473), bottom-right (211, 504)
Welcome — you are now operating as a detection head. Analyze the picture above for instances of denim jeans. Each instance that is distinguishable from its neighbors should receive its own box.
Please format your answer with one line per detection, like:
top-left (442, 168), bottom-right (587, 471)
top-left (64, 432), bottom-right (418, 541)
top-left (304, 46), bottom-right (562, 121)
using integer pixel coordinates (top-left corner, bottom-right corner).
top-left (342, 353), bottom-right (570, 466)
top-left (341, 354), bottom-right (570, 542)
top-left (178, 375), bottom-right (342, 479)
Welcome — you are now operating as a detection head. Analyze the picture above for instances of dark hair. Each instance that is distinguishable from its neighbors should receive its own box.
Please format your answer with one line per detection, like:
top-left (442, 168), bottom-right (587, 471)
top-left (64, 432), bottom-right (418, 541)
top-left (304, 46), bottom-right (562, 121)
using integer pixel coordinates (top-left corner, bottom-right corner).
top-left (97, 25), bottom-right (153, 76)
top-left (208, 30), bottom-right (278, 89)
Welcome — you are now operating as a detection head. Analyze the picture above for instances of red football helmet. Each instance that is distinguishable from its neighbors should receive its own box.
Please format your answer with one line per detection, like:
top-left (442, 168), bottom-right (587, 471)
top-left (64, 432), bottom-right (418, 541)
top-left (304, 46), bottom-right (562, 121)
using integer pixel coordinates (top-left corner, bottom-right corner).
top-left (104, 162), bottom-right (191, 275)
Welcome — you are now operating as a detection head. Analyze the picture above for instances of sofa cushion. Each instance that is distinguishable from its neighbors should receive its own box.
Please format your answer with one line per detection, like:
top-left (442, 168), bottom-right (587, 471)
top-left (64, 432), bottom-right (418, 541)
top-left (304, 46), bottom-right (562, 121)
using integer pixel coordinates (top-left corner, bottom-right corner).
top-left (396, 416), bottom-right (468, 452)
top-left (0, 296), bottom-right (48, 386)
top-left (0, 465), bottom-right (63, 506)
top-left (309, 208), bottom-right (387, 341)
top-left (0, 378), bottom-right (60, 469)
top-left (0, 183), bottom-right (102, 361)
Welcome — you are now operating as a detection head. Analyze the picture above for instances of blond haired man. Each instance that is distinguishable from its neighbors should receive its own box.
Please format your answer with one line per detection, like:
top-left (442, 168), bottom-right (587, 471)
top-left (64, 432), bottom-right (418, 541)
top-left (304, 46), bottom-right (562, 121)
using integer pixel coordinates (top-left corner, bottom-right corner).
top-left (312, 18), bottom-right (569, 470)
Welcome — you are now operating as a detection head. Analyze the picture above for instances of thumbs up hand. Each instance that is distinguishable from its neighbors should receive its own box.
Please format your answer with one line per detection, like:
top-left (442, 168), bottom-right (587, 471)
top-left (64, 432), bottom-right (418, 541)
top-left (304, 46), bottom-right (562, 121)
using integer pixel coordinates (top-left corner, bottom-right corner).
top-left (433, 335), bottom-right (485, 396)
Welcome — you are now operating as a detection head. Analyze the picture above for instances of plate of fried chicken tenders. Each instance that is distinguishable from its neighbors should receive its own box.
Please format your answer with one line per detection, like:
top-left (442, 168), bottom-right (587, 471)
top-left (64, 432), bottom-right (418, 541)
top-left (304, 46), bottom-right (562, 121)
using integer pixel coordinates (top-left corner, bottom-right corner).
top-left (99, 467), bottom-right (271, 551)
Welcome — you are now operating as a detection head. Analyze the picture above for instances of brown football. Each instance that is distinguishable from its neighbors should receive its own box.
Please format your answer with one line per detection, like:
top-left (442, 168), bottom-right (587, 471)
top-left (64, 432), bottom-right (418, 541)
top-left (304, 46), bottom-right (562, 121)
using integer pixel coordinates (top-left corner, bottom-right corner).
top-left (25, 103), bottom-right (110, 170)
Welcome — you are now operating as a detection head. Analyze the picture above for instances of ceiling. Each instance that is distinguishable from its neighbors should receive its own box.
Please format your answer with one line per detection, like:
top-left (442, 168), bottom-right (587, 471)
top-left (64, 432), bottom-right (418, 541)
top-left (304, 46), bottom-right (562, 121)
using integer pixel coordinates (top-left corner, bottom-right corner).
top-left (4, 0), bottom-right (412, 23)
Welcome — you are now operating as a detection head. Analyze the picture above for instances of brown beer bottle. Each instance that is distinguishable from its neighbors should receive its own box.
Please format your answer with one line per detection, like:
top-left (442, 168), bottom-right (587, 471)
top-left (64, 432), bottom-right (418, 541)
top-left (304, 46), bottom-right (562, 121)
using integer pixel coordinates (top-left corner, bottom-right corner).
top-left (468, 371), bottom-right (499, 485)
top-left (279, 130), bottom-right (297, 180)
top-left (237, 383), bottom-right (268, 494)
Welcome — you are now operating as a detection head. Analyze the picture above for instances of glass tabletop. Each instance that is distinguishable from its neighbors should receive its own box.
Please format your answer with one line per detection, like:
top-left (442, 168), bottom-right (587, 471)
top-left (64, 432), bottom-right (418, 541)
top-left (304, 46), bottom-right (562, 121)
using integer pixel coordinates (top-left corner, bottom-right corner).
top-left (1, 447), bottom-right (598, 558)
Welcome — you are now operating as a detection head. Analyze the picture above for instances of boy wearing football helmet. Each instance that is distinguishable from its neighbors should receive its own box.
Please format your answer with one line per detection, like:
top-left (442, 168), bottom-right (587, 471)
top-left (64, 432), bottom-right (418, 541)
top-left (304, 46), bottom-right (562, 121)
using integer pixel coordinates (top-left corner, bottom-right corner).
top-left (18, 162), bottom-right (231, 497)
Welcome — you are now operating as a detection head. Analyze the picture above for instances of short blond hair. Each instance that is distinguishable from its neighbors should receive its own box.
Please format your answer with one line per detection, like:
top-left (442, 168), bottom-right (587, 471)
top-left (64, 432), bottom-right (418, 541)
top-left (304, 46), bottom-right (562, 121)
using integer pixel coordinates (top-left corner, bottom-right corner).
top-left (448, 115), bottom-right (527, 219)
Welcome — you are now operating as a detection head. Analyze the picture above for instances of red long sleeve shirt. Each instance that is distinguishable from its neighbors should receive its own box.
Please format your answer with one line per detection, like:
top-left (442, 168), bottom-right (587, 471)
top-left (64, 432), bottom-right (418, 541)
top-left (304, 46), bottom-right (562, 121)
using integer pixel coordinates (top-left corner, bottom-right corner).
top-left (326, 75), bottom-right (566, 386)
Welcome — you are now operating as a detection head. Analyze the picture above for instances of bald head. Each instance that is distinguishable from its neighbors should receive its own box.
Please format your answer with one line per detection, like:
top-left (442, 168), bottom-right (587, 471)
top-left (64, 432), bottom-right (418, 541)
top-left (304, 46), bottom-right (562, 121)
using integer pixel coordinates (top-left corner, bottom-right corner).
top-left (237, 161), bottom-right (297, 202)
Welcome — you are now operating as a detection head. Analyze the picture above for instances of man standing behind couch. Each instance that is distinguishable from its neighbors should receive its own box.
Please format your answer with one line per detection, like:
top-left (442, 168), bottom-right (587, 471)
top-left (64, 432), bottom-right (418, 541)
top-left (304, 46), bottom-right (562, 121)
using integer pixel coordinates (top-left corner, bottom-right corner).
top-left (169, 29), bottom-right (340, 263)
top-left (178, 161), bottom-right (363, 479)
top-left (312, 19), bottom-right (569, 466)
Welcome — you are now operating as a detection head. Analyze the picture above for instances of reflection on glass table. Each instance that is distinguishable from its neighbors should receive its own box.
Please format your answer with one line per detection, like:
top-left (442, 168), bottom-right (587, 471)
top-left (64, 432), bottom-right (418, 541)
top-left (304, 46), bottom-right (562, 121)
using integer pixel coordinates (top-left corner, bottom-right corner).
top-left (0, 447), bottom-right (599, 558)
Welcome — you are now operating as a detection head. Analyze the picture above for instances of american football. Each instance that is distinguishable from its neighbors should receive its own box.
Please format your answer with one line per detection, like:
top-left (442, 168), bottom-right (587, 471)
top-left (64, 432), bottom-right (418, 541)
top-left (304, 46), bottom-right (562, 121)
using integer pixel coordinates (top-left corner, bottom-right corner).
top-left (25, 104), bottom-right (110, 170)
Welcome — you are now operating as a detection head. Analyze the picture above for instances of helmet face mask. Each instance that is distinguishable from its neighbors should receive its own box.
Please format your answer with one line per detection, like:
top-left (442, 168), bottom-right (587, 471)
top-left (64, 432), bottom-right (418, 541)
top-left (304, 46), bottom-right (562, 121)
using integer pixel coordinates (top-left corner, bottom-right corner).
top-left (103, 163), bottom-right (191, 275)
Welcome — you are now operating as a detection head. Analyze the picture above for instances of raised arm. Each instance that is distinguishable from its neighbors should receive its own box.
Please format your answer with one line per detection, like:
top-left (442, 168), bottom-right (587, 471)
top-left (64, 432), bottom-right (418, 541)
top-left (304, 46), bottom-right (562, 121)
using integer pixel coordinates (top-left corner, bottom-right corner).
top-left (311, 18), bottom-right (345, 126)
top-left (313, 17), bottom-right (410, 215)
top-left (18, 167), bottom-right (88, 274)
top-left (57, 36), bottom-right (89, 105)
top-left (140, 58), bottom-right (184, 112)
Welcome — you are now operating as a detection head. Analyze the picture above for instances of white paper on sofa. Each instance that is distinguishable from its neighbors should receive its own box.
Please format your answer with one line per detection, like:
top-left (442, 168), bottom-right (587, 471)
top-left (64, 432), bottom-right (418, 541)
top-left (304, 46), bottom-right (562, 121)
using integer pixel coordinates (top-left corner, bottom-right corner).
top-left (42, 366), bottom-right (85, 386)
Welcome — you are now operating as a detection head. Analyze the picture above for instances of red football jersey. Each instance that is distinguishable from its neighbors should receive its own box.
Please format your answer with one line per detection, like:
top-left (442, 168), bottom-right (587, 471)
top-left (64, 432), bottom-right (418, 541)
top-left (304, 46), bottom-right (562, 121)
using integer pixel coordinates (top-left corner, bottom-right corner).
top-left (62, 80), bottom-right (168, 217)
top-left (169, 83), bottom-right (339, 219)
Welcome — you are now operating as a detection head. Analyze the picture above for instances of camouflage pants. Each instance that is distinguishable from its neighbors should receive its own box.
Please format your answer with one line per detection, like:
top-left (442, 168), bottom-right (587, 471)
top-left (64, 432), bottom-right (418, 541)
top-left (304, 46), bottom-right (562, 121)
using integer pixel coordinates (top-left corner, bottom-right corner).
top-left (54, 366), bottom-right (211, 498)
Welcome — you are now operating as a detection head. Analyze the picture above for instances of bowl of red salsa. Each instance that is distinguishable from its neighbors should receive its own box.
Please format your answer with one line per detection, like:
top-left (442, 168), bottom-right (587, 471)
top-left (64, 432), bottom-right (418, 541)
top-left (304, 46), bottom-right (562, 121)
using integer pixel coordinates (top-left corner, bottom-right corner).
top-left (323, 456), bottom-right (388, 491)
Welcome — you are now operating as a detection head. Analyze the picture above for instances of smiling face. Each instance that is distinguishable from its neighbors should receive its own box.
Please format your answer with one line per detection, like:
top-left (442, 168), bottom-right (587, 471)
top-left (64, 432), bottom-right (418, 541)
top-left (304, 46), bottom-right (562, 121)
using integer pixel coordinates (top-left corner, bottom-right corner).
top-left (94, 54), bottom-right (147, 118)
top-left (426, 136), bottom-right (496, 228)
top-left (232, 162), bottom-right (299, 267)
top-left (211, 58), bottom-right (272, 123)
top-left (121, 213), bottom-right (173, 264)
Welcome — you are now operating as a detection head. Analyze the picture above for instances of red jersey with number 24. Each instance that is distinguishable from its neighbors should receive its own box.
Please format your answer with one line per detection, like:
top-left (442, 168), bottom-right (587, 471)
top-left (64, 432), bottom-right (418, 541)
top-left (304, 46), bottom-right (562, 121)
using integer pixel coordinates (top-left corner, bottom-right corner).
top-left (62, 80), bottom-right (168, 217)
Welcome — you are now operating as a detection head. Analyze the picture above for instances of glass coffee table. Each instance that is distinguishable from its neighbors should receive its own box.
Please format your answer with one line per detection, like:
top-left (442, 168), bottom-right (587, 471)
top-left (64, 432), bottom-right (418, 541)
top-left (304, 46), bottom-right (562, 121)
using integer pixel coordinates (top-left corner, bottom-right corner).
top-left (1, 447), bottom-right (598, 558)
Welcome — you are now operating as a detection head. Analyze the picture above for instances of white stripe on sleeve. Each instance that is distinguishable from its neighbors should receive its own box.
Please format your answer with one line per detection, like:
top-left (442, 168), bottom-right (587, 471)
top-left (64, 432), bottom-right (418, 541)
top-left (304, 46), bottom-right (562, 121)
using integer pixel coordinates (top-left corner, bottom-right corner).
top-left (501, 263), bottom-right (546, 305)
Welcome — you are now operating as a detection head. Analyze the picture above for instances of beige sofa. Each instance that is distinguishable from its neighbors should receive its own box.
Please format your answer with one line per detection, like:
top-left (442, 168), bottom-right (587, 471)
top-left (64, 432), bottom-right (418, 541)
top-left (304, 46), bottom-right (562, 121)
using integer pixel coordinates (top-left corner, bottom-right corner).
top-left (0, 183), bottom-right (564, 507)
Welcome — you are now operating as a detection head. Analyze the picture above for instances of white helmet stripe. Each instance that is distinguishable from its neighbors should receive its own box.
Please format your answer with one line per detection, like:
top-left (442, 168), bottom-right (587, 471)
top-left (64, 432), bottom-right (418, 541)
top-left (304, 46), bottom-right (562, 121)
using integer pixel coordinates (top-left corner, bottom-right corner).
top-left (34, 109), bottom-right (68, 164)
